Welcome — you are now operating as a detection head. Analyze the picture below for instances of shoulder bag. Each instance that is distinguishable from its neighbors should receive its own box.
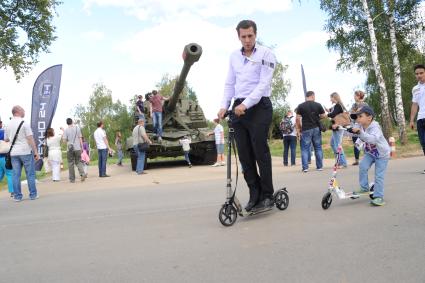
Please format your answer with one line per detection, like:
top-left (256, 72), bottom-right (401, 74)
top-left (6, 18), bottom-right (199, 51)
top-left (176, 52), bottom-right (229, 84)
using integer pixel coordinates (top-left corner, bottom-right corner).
top-left (137, 126), bottom-right (150, 151)
top-left (5, 121), bottom-right (25, 170)
top-left (67, 127), bottom-right (78, 152)
top-left (334, 103), bottom-right (351, 126)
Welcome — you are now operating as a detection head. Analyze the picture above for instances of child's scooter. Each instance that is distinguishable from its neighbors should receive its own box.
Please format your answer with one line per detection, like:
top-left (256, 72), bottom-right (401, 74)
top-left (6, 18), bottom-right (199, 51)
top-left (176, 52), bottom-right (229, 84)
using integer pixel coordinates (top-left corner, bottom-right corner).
top-left (218, 111), bottom-right (289, 226)
top-left (321, 127), bottom-right (374, 209)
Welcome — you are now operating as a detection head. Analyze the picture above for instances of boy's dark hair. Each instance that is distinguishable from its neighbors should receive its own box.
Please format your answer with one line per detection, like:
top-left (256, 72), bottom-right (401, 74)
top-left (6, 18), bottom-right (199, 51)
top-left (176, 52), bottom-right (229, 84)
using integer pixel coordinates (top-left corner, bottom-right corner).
top-left (305, 91), bottom-right (315, 97)
top-left (414, 64), bottom-right (425, 71)
top-left (97, 121), bottom-right (103, 127)
top-left (66, 118), bottom-right (73, 125)
top-left (236, 20), bottom-right (257, 35)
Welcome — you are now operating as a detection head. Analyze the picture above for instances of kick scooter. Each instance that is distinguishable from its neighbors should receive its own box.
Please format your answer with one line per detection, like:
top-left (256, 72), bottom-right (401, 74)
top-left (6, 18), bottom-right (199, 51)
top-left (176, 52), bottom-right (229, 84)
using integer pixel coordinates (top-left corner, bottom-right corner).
top-left (321, 129), bottom-right (374, 209)
top-left (218, 111), bottom-right (289, 226)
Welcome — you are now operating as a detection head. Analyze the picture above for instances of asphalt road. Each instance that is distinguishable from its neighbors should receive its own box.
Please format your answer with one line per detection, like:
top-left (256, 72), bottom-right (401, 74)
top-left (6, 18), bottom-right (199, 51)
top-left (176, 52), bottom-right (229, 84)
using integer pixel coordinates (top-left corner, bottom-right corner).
top-left (0, 156), bottom-right (424, 283)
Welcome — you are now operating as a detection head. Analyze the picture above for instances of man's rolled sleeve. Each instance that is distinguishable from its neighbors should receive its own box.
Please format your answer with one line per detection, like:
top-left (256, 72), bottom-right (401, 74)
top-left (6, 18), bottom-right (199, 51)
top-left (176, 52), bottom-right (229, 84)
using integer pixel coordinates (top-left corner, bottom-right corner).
top-left (242, 50), bottom-right (276, 109)
top-left (221, 58), bottom-right (236, 109)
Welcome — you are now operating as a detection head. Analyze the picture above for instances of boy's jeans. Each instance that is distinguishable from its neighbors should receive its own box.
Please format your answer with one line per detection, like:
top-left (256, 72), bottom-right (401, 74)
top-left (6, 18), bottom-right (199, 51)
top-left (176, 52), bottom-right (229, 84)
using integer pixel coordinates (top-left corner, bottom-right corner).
top-left (330, 129), bottom-right (347, 167)
top-left (153, 112), bottom-right (163, 137)
top-left (301, 127), bottom-right (323, 170)
top-left (183, 151), bottom-right (191, 165)
top-left (359, 153), bottom-right (389, 198)
top-left (11, 154), bottom-right (37, 200)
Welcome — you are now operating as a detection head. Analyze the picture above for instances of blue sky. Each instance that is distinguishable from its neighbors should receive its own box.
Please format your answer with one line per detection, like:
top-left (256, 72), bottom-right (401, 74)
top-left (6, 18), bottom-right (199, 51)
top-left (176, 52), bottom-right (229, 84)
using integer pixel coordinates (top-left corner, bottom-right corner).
top-left (0, 0), bottom-right (365, 127)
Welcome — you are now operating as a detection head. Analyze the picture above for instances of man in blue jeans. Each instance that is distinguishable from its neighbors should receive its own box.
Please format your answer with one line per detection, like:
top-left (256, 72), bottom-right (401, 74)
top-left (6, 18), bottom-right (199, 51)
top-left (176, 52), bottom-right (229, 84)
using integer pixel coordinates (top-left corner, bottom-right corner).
top-left (4, 106), bottom-right (40, 201)
top-left (296, 91), bottom-right (326, 172)
top-left (94, 121), bottom-right (112, 177)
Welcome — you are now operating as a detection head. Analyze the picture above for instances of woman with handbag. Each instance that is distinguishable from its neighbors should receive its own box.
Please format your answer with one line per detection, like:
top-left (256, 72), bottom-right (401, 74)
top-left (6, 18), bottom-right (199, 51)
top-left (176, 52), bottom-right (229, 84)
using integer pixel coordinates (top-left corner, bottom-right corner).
top-left (132, 118), bottom-right (152, 175)
top-left (326, 92), bottom-right (348, 168)
top-left (46, 127), bottom-right (63, 182)
top-left (350, 90), bottom-right (368, 165)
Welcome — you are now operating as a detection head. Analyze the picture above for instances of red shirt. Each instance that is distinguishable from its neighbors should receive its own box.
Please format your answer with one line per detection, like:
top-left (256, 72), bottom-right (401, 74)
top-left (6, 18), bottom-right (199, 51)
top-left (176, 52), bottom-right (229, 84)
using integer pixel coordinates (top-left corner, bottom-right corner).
top-left (150, 95), bottom-right (164, 112)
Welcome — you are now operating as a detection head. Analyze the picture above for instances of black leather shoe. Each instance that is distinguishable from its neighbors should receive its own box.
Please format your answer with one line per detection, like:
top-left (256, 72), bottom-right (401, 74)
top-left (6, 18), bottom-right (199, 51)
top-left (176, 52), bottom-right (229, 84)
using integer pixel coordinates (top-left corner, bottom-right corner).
top-left (244, 201), bottom-right (257, 212)
top-left (253, 198), bottom-right (274, 211)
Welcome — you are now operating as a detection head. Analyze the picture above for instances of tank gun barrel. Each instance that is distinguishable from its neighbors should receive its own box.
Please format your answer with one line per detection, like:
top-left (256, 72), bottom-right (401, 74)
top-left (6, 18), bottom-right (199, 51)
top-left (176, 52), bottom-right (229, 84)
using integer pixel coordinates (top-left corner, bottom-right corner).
top-left (166, 43), bottom-right (202, 112)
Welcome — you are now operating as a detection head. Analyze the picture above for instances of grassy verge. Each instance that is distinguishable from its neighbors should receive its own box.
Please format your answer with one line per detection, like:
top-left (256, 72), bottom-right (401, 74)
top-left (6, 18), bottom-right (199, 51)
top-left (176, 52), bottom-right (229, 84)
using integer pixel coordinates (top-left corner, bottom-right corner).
top-left (1, 128), bottom-right (422, 190)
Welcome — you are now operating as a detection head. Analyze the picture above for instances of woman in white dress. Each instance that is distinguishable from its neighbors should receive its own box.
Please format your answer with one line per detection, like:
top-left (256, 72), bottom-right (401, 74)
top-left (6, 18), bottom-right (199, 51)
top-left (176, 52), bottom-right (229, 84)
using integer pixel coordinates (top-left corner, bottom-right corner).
top-left (46, 128), bottom-right (63, 182)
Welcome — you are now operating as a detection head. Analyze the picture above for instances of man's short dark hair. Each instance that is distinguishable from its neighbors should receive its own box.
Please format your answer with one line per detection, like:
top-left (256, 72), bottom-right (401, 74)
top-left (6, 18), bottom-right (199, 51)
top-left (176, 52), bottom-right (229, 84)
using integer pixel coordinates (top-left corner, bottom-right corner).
top-left (66, 118), bottom-right (73, 125)
top-left (414, 64), bottom-right (425, 72)
top-left (305, 91), bottom-right (315, 97)
top-left (236, 20), bottom-right (257, 35)
top-left (97, 121), bottom-right (103, 127)
top-left (152, 90), bottom-right (158, 95)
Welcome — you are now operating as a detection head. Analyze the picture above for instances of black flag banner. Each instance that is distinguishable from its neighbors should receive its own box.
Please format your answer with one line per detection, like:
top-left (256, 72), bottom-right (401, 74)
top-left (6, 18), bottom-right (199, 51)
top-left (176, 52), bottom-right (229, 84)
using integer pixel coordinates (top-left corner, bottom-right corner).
top-left (31, 64), bottom-right (62, 157)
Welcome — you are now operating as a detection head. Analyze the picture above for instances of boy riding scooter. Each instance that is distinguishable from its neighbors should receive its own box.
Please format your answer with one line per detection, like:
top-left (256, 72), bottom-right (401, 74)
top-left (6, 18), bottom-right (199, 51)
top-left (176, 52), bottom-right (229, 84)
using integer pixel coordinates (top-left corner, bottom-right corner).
top-left (349, 106), bottom-right (391, 206)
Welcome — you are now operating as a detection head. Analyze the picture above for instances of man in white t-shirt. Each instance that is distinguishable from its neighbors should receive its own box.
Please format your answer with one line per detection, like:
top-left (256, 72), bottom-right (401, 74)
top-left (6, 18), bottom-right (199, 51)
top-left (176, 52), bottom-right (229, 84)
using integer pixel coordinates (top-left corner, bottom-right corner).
top-left (410, 64), bottom-right (425, 174)
top-left (94, 121), bottom-right (111, 177)
top-left (4, 105), bottom-right (39, 201)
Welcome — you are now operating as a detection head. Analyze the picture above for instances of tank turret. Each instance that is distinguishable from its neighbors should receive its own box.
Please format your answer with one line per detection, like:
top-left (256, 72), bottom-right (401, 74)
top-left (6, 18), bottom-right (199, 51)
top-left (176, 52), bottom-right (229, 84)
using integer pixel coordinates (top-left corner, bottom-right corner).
top-left (166, 43), bottom-right (202, 112)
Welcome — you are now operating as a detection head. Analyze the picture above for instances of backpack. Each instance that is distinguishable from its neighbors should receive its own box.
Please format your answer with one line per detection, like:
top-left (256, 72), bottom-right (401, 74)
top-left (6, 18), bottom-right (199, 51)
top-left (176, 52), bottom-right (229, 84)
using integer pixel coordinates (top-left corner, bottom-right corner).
top-left (280, 116), bottom-right (294, 135)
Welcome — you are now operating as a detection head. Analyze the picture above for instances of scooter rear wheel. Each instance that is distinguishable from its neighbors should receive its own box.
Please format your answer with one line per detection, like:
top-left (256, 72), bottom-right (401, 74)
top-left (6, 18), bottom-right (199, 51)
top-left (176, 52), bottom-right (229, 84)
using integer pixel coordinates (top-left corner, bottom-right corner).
top-left (218, 204), bottom-right (237, 226)
top-left (274, 190), bottom-right (289, 210)
top-left (321, 192), bottom-right (332, 209)
top-left (369, 184), bottom-right (375, 199)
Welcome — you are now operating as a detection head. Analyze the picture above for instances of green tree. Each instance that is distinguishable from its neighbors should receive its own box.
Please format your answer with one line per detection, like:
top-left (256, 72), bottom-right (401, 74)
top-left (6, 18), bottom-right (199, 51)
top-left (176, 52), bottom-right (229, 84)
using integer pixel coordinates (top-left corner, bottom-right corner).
top-left (155, 73), bottom-right (198, 101)
top-left (74, 83), bottom-right (133, 152)
top-left (0, 0), bottom-right (61, 81)
top-left (270, 61), bottom-right (291, 138)
top-left (320, 0), bottom-right (423, 140)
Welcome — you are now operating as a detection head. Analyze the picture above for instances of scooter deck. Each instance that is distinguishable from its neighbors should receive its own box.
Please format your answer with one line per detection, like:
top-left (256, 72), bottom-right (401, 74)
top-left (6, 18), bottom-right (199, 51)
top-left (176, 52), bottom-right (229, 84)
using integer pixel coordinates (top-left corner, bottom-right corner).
top-left (240, 206), bottom-right (274, 217)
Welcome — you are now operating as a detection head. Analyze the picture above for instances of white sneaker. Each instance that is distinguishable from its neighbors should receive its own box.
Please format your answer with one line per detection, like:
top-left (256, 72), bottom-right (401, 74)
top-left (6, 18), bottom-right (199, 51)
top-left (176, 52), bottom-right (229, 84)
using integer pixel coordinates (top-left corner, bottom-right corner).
top-left (212, 163), bottom-right (220, 167)
top-left (220, 162), bottom-right (226, 166)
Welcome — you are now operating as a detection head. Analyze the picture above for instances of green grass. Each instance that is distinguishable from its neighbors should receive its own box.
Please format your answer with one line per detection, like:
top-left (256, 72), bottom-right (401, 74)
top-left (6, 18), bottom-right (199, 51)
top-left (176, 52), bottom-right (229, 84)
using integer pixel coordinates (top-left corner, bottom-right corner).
top-left (1, 128), bottom-right (422, 191)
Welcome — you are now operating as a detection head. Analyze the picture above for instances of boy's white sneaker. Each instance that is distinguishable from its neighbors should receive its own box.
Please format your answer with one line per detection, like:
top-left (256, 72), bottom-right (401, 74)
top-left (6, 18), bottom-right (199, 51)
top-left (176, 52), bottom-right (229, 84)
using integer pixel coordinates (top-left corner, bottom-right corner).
top-left (220, 162), bottom-right (226, 166)
top-left (212, 163), bottom-right (220, 167)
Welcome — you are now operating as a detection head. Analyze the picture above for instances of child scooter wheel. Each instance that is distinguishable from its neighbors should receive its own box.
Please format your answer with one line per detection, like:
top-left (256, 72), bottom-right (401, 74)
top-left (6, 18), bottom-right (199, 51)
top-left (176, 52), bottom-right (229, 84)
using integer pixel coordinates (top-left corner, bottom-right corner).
top-left (321, 192), bottom-right (332, 209)
top-left (274, 189), bottom-right (289, 210)
top-left (218, 204), bottom-right (237, 226)
top-left (369, 184), bottom-right (375, 199)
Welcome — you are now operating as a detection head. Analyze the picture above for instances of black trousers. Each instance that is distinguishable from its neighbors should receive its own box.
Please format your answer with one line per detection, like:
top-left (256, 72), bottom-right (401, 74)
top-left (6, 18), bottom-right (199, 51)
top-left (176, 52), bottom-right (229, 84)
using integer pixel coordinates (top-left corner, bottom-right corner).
top-left (231, 97), bottom-right (274, 201)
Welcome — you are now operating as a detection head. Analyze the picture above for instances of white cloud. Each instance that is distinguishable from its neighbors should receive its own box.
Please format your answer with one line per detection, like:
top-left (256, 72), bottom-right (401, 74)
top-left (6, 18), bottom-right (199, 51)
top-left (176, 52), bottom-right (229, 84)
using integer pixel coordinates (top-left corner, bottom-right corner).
top-left (81, 30), bottom-right (105, 41)
top-left (277, 31), bottom-right (329, 54)
top-left (82, 0), bottom-right (292, 20)
top-left (114, 17), bottom-right (238, 119)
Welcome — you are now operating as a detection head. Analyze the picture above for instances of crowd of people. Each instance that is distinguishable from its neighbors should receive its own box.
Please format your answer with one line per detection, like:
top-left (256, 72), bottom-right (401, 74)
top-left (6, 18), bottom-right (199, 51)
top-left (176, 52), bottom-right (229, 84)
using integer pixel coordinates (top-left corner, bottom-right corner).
top-left (0, 19), bottom-right (424, 209)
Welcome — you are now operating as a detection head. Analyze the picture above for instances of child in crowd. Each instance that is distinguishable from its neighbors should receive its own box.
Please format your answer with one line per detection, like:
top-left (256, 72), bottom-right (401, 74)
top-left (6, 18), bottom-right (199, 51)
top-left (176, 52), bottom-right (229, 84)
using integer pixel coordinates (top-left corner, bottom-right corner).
top-left (179, 136), bottom-right (192, 168)
top-left (350, 106), bottom-right (390, 206)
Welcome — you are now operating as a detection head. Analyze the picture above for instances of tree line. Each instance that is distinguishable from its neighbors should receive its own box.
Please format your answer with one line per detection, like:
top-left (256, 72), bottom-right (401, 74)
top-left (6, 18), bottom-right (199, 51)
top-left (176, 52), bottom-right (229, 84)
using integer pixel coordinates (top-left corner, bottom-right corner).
top-left (320, 0), bottom-right (424, 143)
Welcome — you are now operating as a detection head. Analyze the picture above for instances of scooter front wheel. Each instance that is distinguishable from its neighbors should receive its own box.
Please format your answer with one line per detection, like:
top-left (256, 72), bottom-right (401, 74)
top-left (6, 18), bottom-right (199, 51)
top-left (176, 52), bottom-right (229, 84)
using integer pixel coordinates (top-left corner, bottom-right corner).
top-left (274, 189), bottom-right (289, 210)
top-left (321, 192), bottom-right (332, 209)
top-left (218, 204), bottom-right (237, 226)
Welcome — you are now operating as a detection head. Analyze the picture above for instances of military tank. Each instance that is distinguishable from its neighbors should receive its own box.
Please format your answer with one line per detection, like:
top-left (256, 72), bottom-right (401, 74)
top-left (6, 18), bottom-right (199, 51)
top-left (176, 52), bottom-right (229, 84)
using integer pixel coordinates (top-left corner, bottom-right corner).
top-left (126, 43), bottom-right (216, 169)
